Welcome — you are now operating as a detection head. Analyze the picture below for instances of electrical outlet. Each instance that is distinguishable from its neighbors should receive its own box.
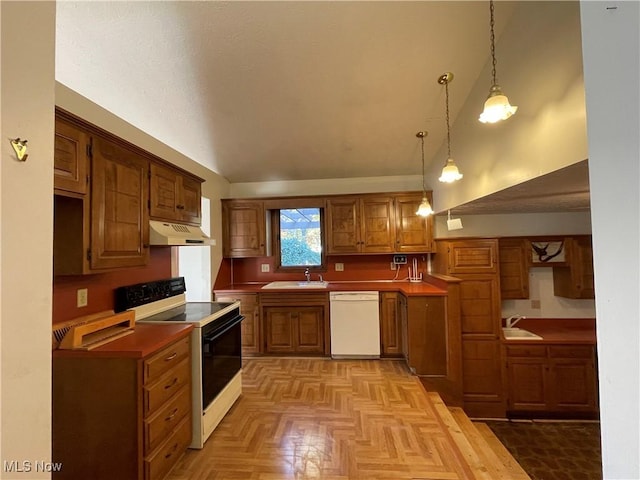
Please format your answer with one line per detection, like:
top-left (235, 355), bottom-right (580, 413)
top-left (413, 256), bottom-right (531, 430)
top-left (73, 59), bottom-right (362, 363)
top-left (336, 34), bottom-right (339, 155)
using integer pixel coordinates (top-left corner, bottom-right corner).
top-left (77, 288), bottom-right (88, 308)
top-left (335, 263), bottom-right (344, 272)
top-left (393, 254), bottom-right (407, 264)
top-left (531, 299), bottom-right (541, 309)
top-left (261, 264), bottom-right (270, 273)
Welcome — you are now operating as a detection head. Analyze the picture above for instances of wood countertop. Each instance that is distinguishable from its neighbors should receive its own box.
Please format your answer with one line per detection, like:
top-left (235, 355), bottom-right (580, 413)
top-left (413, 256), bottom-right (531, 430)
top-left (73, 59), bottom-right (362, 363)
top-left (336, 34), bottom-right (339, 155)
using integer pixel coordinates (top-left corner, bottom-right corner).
top-left (215, 280), bottom-right (447, 296)
top-left (501, 318), bottom-right (596, 345)
top-left (53, 323), bottom-right (194, 359)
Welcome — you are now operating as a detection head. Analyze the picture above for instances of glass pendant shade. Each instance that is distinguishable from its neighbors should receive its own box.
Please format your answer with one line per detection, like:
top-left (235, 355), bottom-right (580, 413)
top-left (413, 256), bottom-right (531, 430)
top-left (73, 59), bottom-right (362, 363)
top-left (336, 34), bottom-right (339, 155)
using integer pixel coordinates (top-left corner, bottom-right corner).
top-left (439, 158), bottom-right (463, 183)
top-left (479, 85), bottom-right (518, 123)
top-left (416, 196), bottom-right (433, 217)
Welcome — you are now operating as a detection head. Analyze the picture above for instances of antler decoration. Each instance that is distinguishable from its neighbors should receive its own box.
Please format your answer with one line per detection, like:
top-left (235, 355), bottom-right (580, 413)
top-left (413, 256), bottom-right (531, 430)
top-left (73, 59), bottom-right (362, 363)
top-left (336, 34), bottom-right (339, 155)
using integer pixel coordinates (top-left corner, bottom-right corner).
top-left (532, 241), bottom-right (564, 262)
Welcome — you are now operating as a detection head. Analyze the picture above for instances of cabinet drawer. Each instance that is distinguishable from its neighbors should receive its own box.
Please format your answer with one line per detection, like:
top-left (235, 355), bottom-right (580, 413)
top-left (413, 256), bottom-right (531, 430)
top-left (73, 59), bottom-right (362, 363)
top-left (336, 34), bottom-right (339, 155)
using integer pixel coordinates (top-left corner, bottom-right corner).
top-left (144, 336), bottom-right (190, 384)
top-left (506, 345), bottom-right (547, 357)
top-left (548, 345), bottom-right (593, 359)
top-left (144, 358), bottom-right (190, 415)
top-left (144, 385), bottom-right (191, 454)
top-left (144, 416), bottom-right (191, 480)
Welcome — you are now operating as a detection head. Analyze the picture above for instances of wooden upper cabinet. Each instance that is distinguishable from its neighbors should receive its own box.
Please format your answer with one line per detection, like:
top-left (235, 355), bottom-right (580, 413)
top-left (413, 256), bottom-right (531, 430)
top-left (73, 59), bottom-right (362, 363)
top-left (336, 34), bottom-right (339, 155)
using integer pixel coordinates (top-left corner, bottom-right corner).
top-left (326, 195), bottom-right (395, 254)
top-left (499, 238), bottom-right (530, 299)
top-left (394, 193), bottom-right (434, 253)
top-left (439, 239), bottom-right (499, 275)
top-left (90, 135), bottom-right (150, 270)
top-left (221, 200), bottom-right (266, 258)
top-left (553, 236), bottom-right (595, 299)
top-left (150, 162), bottom-right (202, 225)
top-left (54, 117), bottom-right (89, 195)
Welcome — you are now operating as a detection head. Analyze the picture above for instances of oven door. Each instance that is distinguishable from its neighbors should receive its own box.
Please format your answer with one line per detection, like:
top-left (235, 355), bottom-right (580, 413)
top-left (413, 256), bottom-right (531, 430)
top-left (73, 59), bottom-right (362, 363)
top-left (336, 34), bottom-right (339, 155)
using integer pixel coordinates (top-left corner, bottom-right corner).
top-left (201, 313), bottom-right (244, 409)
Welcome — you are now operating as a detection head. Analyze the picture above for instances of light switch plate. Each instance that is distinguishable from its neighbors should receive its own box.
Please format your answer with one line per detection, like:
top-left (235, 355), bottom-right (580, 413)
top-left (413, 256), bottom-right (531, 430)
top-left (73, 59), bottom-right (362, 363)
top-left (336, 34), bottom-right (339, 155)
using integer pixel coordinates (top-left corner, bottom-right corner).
top-left (261, 264), bottom-right (270, 273)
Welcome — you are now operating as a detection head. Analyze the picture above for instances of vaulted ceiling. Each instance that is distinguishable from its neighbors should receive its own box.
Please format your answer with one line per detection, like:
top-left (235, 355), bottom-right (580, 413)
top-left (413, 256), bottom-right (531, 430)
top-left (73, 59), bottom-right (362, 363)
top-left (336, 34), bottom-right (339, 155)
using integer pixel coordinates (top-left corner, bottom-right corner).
top-left (55, 1), bottom-right (589, 213)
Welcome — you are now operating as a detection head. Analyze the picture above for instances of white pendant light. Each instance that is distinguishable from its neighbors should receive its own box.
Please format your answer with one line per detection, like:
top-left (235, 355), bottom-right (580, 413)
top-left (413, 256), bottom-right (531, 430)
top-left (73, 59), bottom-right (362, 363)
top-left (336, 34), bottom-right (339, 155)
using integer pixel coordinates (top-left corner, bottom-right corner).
top-left (437, 72), bottom-right (463, 183)
top-left (415, 131), bottom-right (433, 217)
top-left (479, 0), bottom-right (517, 124)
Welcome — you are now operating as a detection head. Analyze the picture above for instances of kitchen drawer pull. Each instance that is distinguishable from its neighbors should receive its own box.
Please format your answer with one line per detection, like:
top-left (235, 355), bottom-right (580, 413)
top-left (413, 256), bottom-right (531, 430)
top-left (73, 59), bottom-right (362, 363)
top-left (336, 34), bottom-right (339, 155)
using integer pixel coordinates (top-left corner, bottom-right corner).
top-left (164, 377), bottom-right (178, 390)
top-left (165, 408), bottom-right (179, 422)
top-left (164, 352), bottom-right (178, 362)
top-left (165, 442), bottom-right (179, 459)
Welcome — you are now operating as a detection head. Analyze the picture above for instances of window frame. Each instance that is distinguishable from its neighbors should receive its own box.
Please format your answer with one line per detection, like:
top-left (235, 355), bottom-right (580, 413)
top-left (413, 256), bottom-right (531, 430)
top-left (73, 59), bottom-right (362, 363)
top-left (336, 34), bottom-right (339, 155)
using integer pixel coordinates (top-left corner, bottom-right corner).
top-left (270, 207), bottom-right (327, 273)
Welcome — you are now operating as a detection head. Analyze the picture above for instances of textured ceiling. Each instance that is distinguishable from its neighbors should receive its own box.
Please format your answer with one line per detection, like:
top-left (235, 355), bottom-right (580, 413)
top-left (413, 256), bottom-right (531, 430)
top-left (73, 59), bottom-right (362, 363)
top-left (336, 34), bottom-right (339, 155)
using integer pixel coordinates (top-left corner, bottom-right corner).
top-left (55, 1), bottom-right (590, 214)
top-left (55, 1), bottom-right (515, 183)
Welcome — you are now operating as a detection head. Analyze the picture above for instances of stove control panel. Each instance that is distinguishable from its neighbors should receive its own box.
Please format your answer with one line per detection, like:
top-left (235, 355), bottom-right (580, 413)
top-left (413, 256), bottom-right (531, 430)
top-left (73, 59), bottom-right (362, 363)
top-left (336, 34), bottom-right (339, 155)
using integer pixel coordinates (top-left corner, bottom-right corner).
top-left (115, 277), bottom-right (186, 312)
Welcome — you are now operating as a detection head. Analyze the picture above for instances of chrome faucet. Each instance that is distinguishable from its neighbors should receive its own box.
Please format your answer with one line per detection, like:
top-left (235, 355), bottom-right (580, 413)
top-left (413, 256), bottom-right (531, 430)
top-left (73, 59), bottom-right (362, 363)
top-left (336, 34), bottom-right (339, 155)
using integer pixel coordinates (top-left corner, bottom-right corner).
top-left (505, 314), bottom-right (526, 328)
top-left (304, 268), bottom-right (311, 282)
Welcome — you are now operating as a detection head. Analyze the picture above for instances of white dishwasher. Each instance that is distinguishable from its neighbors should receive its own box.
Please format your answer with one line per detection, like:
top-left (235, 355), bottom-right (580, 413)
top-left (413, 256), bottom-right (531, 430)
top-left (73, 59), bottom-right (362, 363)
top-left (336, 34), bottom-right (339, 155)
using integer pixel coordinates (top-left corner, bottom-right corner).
top-left (329, 291), bottom-right (380, 359)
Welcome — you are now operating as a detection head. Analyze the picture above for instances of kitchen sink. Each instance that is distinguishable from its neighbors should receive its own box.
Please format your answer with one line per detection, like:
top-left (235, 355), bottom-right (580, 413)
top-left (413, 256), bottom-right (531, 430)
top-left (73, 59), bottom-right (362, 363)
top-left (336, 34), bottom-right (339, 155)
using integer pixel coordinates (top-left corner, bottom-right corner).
top-left (261, 281), bottom-right (329, 289)
top-left (502, 327), bottom-right (543, 340)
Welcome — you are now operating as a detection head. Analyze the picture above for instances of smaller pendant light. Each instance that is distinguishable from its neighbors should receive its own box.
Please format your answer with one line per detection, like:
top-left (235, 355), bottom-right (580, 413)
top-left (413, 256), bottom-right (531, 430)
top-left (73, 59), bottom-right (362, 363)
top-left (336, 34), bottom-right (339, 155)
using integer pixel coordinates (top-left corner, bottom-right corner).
top-left (437, 72), bottom-right (463, 183)
top-left (415, 131), bottom-right (433, 217)
top-left (479, 0), bottom-right (517, 124)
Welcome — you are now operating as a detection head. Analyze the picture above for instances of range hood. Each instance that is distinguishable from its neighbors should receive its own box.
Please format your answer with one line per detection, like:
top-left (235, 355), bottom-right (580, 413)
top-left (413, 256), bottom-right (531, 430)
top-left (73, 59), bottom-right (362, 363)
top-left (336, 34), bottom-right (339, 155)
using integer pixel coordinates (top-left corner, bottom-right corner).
top-left (149, 220), bottom-right (215, 246)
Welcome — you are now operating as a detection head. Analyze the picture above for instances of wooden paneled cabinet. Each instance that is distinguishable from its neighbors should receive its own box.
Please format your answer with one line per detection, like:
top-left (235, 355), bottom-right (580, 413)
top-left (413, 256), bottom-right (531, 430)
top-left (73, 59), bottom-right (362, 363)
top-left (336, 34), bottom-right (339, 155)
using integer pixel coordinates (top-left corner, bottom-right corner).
top-left (499, 238), bottom-right (530, 299)
top-left (54, 113), bottom-right (150, 274)
top-left (404, 296), bottom-right (447, 375)
top-left (553, 236), bottom-right (595, 299)
top-left (150, 162), bottom-right (202, 225)
top-left (215, 292), bottom-right (261, 356)
top-left (394, 193), bottom-right (435, 253)
top-left (326, 195), bottom-right (396, 254)
top-left (90, 135), bottom-right (150, 270)
top-left (433, 238), bottom-right (504, 418)
top-left (263, 306), bottom-right (325, 354)
top-left (260, 293), bottom-right (329, 355)
top-left (505, 344), bottom-right (598, 415)
top-left (221, 200), bottom-right (266, 258)
top-left (380, 292), bottom-right (403, 357)
top-left (53, 329), bottom-right (192, 480)
top-left (54, 117), bottom-right (89, 195)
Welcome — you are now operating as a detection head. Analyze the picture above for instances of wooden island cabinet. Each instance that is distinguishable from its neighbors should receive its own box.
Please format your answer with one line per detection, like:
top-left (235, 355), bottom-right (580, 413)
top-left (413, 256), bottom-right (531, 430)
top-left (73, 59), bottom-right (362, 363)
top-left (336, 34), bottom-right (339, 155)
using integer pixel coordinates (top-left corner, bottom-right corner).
top-left (53, 324), bottom-right (193, 480)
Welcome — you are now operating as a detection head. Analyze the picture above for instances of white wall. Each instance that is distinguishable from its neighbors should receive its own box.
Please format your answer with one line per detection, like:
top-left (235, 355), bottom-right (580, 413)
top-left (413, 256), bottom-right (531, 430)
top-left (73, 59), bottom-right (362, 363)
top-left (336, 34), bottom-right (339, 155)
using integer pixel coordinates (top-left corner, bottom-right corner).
top-left (503, 268), bottom-right (595, 319)
top-left (428, 1), bottom-right (588, 213)
top-left (0, 3), bottom-right (55, 478)
top-left (580, 2), bottom-right (640, 478)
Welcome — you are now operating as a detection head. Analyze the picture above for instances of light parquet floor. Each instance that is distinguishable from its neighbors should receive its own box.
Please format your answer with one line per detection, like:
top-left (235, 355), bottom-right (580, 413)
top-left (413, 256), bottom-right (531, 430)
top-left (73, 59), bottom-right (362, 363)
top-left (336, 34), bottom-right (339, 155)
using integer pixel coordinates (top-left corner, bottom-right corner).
top-left (167, 358), bottom-right (475, 480)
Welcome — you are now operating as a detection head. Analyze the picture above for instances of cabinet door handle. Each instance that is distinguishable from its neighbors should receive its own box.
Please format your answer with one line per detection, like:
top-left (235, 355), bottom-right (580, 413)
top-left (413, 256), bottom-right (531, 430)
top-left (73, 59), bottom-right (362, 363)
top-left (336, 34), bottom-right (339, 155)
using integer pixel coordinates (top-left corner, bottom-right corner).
top-left (164, 442), bottom-right (179, 459)
top-left (164, 352), bottom-right (178, 362)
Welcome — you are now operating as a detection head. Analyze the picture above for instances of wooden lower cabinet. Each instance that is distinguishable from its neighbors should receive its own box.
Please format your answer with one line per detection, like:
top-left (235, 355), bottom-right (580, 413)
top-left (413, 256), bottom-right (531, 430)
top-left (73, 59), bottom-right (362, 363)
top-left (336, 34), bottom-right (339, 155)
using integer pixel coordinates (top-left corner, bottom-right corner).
top-left (264, 306), bottom-right (325, 354)
top-left (260, 293), bottom-right (329, 355)
top-left (461, 339), bottom-right (504, 417)
top-left (53, 327), bottom-right (192, 480)
top-left (505, 344), bottom-right (598, 416)
top-left (380, 292), bottom-right (403, 357)
top-left (215, 292), bottom-right (261, 356)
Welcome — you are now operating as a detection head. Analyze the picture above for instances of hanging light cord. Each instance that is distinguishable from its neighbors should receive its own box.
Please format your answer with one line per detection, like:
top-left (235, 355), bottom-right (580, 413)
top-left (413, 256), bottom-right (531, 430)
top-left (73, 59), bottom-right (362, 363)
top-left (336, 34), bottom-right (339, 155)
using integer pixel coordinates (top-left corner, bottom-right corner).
top-left (489, 0), bottom-right (498, 86)
top-left (419, 134), bottom-right (426, 193)
top-left (444, 79), bottom-right (452, 159)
